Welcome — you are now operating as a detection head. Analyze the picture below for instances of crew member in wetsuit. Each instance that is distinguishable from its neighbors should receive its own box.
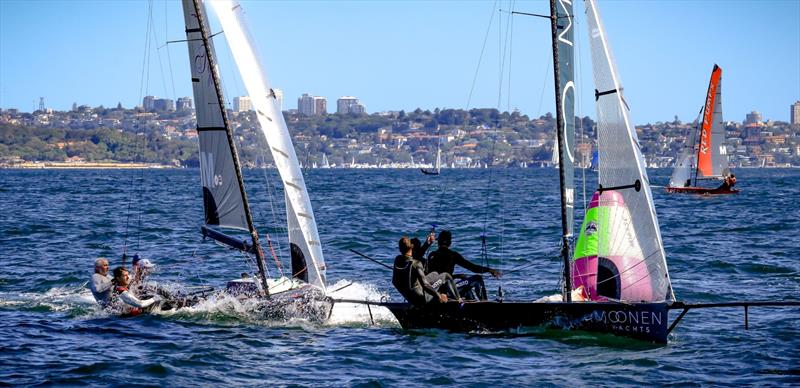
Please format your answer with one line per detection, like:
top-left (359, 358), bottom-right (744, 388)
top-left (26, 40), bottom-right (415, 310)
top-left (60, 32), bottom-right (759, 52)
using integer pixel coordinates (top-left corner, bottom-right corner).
top-left (111, 267), bottom-right (159, 316)
top-left (426, 230), bottom-right (502, 300)
top-left (392, 236), bottom-right (459, 306)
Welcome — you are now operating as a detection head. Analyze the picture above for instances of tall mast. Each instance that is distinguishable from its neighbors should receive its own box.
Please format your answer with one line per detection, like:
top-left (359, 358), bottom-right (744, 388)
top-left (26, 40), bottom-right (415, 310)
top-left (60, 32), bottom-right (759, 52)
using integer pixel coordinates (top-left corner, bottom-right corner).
top-left (191, 0), bottom-right (270, 297)
top-left (550, 0), bottom-right (572, 302)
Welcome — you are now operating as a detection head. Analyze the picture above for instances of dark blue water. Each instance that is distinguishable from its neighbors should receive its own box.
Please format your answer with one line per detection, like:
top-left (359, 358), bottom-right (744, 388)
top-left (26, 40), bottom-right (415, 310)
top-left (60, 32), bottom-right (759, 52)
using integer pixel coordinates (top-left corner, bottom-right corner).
top-left (1, 168), bottom-right (798, 385)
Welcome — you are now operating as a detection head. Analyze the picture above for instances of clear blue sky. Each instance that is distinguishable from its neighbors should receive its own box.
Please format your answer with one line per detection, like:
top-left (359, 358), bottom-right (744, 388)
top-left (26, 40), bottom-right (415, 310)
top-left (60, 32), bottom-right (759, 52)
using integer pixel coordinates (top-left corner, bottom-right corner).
top-left (1, 0), bottom-right (798, 124)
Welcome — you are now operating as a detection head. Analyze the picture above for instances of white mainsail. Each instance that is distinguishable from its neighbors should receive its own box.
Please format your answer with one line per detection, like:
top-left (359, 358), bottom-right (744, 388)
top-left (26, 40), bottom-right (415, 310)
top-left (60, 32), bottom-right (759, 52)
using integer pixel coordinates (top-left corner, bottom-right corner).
top-left (669, 109), bottom-right (702, 187)
top-left (584, 0), bottom-right (673, 301)
top-left (434, 141), bottom-right (441, 172)
top-left (210, 0), bottom-right (326, 290)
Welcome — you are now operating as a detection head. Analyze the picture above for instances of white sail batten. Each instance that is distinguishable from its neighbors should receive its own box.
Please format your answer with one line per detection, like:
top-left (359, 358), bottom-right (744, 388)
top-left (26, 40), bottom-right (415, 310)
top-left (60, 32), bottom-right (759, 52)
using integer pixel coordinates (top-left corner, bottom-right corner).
top-left (182, 0), bottom-right (249, 231)
top-left (584, 0), bottom-right (673, 301)
top-left (209, 0), bottom-right (326, 290)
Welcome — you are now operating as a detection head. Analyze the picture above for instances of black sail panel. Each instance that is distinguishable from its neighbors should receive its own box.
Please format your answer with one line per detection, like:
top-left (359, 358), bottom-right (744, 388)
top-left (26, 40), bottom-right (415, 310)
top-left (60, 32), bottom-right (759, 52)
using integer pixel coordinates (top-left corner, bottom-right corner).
top-left (182, 1), bottom-right (248, 231)
top-left (557, 0), bottom-right (576, 237)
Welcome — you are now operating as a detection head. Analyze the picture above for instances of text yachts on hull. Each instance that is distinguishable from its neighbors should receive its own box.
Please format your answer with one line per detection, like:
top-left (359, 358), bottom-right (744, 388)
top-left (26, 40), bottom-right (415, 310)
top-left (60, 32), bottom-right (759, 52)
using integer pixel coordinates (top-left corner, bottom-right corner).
top-left (385, 301), bottom-right (670, 343)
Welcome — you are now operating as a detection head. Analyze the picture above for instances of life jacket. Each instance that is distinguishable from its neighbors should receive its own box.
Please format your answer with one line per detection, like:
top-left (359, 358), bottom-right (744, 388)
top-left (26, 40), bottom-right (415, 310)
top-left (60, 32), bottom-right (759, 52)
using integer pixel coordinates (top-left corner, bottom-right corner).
top-left (115, 286), bottom-right (142, 316)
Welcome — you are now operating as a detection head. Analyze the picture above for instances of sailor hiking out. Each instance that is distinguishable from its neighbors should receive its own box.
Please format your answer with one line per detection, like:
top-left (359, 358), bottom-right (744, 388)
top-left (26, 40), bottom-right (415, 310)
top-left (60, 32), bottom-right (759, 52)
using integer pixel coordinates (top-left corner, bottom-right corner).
top-left (426, 230), bottom-right (501, 301)
top-left (392, 237), bottom-right (460, 306)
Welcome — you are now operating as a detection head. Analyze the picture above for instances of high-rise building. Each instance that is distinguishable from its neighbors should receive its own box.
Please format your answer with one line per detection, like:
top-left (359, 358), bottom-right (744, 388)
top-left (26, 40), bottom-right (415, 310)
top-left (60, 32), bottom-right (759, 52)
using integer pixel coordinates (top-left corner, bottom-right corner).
top-left (153, 98), bottom-right (175, 112)
top-left (744, 111), bottom-right (762, 125)
top-left (143, 96), bottom-right (156, 112)
top-left (313, 96), bottom-right (327, 116)
top-left (337, 96), bottom-right (366, 114)
top-left (791, 101), bottom-right (800, 126)
top-left (298, 93), bottom-right (316, 116)
top-left (337, 96), bottom-right (357, 114)
top-left (176, 97), bottom-right (193, 112)
top-left (350, 103), bottom-right (366, 114)
top-left (233, 96), bottom-right (252, 112)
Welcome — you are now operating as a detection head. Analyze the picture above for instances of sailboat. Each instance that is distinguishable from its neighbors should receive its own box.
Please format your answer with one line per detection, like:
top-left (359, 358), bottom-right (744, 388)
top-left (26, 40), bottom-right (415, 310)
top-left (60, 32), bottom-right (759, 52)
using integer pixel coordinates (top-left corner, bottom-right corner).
top-left (328, 1), bottom-right (798, 339)
top-left (181, 0), bottom-right (331, 319)
top-left (360, 0), bottom-right (678, 343)
top-left (339, 0), bottom-right (769, 344)
top-left (666, 65), bottom-right (738, 195)
top-left (321, 153), bottom-right (330, 169)
top-left (421, 130), bottom-right (442, 175)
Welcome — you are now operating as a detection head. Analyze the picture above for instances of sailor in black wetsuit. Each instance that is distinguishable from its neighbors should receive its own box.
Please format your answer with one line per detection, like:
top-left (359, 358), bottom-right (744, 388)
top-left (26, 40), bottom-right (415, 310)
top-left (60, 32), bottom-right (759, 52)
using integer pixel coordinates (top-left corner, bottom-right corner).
top-left (392, 236), bottom-right (459, 306)
top-left (426, 230), bottom-right (502, 301)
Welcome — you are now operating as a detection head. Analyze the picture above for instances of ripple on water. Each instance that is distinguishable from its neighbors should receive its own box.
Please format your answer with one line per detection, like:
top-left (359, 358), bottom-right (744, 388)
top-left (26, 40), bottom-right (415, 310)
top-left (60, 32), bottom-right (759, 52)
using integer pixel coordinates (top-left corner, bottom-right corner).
top-left (0, 168), bottom-right (798, 385)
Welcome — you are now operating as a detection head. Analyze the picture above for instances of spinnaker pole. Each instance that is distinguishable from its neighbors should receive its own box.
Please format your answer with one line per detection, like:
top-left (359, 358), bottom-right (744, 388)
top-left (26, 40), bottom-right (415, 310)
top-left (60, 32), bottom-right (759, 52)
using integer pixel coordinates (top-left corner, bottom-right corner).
top-left (191, 0), bottom-right (270, 297)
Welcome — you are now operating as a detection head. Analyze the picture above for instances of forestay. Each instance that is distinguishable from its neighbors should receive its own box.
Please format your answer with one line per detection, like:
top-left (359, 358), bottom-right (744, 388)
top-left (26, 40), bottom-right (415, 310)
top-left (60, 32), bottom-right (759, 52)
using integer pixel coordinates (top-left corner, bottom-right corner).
top-left (182, 0), bottom-right (248, 231)
top-left (583, 0), bottom-right (673, 302)
top-left (209, 0), bottom-right (327, 290)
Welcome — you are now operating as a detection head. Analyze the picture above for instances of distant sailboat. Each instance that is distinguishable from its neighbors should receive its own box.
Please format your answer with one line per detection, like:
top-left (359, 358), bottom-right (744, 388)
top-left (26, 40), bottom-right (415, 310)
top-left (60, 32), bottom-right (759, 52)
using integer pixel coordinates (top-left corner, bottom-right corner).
top-left (421, 130), bottom-right (441, 175)
top-left (666, 65), bottom-right (738, 195)
top-left (321, 153), bottom-right (330, 169)
top-left (182, 0), bottom-right (331, 318)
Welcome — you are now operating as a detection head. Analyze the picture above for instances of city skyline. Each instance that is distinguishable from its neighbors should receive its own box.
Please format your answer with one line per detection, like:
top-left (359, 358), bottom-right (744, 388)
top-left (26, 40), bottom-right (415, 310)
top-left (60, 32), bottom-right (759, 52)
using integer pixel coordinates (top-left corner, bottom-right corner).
top-left (1, 0), bottom-right (798, 124)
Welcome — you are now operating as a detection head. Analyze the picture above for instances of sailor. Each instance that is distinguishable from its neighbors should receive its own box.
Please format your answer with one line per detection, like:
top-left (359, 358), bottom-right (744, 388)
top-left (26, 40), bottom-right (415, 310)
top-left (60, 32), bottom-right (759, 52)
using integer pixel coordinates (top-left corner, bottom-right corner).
top-left (718, 173), bottom-right (736, 191)
top-left (392, 236), bottom-right (459, 306)
top-left (89, 257), bottom-right (113, 307)
top-left (411, 231), bottom-right (435, 262)
top-left (130, 256), bottom-right (155, 291)
top-left (426, 230), bottom-right (502, 301)
top-left (111, 266), bottom-right (159, 316)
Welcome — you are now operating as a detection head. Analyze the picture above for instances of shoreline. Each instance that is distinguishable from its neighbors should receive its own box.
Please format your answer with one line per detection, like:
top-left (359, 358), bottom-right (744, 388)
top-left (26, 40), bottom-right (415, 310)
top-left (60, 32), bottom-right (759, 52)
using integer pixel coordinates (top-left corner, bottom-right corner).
top-left (2, 161), bottom-right (177, 169)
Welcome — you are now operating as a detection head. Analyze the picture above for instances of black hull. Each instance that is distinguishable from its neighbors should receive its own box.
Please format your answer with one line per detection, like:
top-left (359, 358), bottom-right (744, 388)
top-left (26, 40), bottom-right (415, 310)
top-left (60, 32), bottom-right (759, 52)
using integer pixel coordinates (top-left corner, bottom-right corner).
top-left (420, 168), bottom-right (439, 175)
top-left (384, 301), bottom-right (670, 343)
top-left (665, 186), bottom-right (739, 195)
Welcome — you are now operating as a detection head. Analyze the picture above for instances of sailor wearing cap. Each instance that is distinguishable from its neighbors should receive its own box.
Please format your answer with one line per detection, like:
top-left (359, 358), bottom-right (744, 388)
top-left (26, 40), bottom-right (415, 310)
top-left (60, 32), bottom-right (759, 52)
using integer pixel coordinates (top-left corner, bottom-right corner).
top-left (130, 255), bottom-right (155, 291)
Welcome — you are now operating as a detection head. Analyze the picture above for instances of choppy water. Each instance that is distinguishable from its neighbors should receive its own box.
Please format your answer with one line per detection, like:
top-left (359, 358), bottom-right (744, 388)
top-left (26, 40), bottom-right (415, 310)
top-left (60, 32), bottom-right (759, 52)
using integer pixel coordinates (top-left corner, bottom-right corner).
top-left (1, 168), bottom-right (798, 386)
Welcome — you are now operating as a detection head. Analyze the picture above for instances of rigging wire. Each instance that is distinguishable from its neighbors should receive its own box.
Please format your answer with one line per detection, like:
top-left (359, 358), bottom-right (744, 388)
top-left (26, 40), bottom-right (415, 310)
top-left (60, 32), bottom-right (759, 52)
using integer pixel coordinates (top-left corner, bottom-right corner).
top-left (431, 0), bottom-right (499, 238)
top-left (476, 1), bottom-right (500, 268)
top-left (122, 0), bottom-right (156, 262)
top-left (163, 0), bottom-right (177, 100)
top-left (466, 0), bottom-right (498, 110)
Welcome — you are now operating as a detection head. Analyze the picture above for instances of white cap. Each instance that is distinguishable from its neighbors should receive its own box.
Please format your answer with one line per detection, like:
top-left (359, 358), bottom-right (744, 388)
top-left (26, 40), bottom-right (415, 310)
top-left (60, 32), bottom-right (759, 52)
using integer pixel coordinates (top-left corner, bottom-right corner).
top-left (136, 258), bottom-right (155, 268)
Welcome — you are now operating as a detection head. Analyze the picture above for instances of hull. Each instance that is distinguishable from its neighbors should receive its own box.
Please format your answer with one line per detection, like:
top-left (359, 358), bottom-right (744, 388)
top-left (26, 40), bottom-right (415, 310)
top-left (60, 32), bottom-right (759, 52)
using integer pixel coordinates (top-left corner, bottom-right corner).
top-left (420, 168), bottom-right (440, 175)
top-left (665, 186), bottom-right (739, 195)
top-left (384, 301), bottom-right (670, 343)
